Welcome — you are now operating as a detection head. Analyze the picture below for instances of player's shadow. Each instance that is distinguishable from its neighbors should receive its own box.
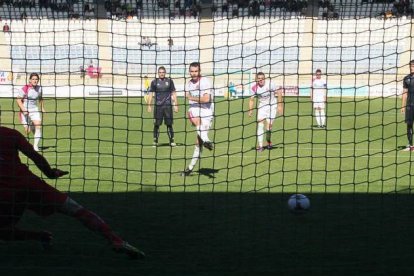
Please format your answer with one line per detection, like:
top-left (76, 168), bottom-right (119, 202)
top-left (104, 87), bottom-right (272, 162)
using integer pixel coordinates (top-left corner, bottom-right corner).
top-left (197, 168), bottom-right (219, 178)
top-left (249, 145), bottom-right (283, 151)
top-left (397, 145), bottom-right (408, 150)
top-left (156, 143), bottom-right (185, 147)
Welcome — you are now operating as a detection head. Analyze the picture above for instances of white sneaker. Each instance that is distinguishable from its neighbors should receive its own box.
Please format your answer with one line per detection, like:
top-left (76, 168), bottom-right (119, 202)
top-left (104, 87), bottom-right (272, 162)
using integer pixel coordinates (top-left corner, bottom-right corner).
top-left (34, 146), bottom-right (39, 152)
top-left (402, 145), bottom-right (412, 151)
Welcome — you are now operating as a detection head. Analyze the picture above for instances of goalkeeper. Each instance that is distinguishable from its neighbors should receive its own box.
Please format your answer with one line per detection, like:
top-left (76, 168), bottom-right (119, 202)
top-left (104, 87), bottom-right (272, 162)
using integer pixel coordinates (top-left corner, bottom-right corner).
top-left (0, 126), bottom-right (145, 259)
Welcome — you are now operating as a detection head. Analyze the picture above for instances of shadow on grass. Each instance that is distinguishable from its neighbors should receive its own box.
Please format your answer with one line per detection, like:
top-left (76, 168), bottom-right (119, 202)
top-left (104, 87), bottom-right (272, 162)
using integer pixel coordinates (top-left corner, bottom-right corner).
top-left (198, 168), bottom-right (219, 178)
top-left (1, 192), bottom-right (414, 275)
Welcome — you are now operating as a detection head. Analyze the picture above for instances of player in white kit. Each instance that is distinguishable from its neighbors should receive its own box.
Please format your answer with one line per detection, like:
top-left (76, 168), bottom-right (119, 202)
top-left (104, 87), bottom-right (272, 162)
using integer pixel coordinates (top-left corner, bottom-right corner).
top-left (311, 69), bottom-right (327, 128)
top-left (182, 62), bottom-right (214, 176)
top-left (16, 73), bottom-right (45, 151)
top-left (248, 72), bottom-right (284, 152)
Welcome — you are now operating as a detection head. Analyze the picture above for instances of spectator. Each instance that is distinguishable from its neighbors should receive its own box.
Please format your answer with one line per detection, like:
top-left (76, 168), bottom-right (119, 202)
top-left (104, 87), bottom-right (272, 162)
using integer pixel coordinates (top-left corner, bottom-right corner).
top-left (185, 0), bottom-right (192, 9)
top-left (222, 1), bottom-right (229, 13)
top-left (159, 0), bottom-right (168, 8)
top-left (3, 22), bottom-right (10, 32)
top-left (190, 3), bottom-right (199, 18)
top-left (137, 0), bottom-right (143, 9)
top-left (250, 0), bottom-right (260, 17)
top-left (104, 0), bottom-right (111, 11)
top-left (20, 11), bottom-right (27, 20)
top-left (402, 0), bottom-right (412, 15)
top-left (232, 6), bottom-right (239, 17)
top-left (80, 66), bottom-right (86, 78)
top-left (168, 38), bottom-right (173, 49)
top-left (385, 9), bottom-right (393, 19)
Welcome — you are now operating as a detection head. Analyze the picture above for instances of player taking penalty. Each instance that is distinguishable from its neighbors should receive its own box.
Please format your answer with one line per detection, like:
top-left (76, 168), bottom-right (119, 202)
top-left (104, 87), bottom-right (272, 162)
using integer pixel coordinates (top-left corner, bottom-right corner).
top-left (182, 62), bottom-right (214, 176)
top-left (0, 126), bottom-right (145, 259)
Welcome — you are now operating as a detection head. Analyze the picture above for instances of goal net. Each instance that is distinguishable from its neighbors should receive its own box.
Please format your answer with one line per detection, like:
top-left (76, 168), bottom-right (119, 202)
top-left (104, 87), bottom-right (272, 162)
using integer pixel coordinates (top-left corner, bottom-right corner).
top-left (0, 0), bottom-right (413, 274)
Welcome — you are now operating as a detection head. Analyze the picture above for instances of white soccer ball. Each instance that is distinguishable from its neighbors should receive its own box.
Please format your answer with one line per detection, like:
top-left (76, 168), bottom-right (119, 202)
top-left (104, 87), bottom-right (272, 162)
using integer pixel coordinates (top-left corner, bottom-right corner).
top-left (288, 194), bottom-right (310, 213)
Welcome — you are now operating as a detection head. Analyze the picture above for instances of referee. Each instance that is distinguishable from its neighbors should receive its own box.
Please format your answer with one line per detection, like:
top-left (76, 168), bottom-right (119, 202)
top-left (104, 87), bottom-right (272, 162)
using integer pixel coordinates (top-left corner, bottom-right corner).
top-left (147, 66), bottom-right (178, 147)
top-left (402, 60), bottom-right (414, 151)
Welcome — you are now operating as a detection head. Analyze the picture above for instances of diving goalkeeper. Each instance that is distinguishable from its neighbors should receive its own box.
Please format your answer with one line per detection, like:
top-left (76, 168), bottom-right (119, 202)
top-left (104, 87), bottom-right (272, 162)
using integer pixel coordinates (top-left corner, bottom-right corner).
top-left (0, 126), bottom-right (145, 259)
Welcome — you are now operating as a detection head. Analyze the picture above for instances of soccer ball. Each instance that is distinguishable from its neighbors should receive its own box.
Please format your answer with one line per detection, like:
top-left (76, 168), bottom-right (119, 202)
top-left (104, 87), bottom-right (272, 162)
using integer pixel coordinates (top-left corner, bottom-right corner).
top-left (288, 194), bottom-right (310, 213)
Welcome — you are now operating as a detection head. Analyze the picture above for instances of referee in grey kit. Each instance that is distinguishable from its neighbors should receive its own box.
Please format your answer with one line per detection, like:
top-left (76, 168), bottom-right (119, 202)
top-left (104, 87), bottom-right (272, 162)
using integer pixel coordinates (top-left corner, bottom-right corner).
top-left (147, 66), bottom-right (178, 147)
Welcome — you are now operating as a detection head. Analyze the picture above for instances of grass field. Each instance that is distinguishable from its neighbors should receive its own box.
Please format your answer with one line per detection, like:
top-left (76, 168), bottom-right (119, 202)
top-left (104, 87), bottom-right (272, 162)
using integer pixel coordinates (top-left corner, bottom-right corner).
top-left (1, 96), bottom-right (414, 275)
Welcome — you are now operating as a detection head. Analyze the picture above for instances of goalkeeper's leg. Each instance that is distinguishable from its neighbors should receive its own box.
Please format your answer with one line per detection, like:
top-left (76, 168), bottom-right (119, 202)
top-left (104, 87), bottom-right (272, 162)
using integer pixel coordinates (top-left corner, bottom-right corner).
top-left (59, 197), bottom-right (145, 259)
top-left (0, 226), bottom-right (52, 249)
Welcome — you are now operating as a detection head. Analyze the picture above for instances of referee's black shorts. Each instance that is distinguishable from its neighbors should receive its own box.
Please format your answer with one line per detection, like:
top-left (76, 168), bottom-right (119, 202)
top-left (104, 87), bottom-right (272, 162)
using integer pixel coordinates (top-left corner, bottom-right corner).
top-left (154, 104), bottom-right (173, 126)
top-left (406, 105), bottom-right (414, 125)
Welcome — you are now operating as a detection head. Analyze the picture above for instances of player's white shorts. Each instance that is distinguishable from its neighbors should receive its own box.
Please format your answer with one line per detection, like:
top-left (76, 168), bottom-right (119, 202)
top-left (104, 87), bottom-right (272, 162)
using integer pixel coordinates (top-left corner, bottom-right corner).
top-left (257, 104), bottom-right (277, 122)
top-left (188, 107), bottom-right (213, 128)
top-left (313, 100), bottom-right (326, 109)
top-left (19, 108), bottom-right (42, 127)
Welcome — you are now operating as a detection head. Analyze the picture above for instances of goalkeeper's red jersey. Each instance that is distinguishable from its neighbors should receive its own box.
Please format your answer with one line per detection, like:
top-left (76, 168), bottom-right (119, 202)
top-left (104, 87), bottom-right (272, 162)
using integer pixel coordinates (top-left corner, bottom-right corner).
top-left (0, 126), bottom-right (61, 178)
top-left (0, 126), bottom-right (67, 222)
top-left (0, 126), bottom-right (35, 178)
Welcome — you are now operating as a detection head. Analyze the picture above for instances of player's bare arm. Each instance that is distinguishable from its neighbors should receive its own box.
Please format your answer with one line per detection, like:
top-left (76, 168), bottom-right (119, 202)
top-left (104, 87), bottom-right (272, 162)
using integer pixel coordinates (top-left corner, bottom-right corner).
top-left (172, 91), bottom-right (178, 112)
top-left (147, 92), bottom-right (154, 112)
top-left (277, 88), bottom-right (284, 115)
top-left (16, 132), bottom-right (68, 178)
top-left (16, 97), bottom-right (27, 114)
top-left (248, 96), bottom-right (255, 117)
top-left (40, 98), bottom-right (45, 113)
top-left (402, 88), bottom-right (408, 113)
top-left (186, 91), bottom-right (210, 103)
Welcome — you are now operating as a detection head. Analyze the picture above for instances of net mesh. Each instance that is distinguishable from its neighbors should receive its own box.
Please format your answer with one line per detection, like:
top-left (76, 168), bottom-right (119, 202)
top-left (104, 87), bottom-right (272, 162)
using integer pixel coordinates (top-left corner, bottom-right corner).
top-left (0, 0), bottom-right (414, 274)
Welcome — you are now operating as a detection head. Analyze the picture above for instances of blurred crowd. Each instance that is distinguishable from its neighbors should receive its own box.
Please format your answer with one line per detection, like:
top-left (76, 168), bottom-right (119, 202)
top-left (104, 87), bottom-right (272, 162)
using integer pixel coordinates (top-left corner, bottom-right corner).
top-left (0, 0), bottom-right (411, 20)
top-left (104, 0), bottom-right (202, 19)
top-left (0, 0), bottom-right (95, 19)
top-left (213, 0), bottom-right (308, 17)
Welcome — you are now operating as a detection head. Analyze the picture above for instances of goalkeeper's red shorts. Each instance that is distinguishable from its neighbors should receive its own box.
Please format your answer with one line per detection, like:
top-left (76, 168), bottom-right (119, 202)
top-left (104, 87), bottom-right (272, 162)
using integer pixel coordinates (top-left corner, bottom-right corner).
top-left (0, 172), bottom-right (68, 227)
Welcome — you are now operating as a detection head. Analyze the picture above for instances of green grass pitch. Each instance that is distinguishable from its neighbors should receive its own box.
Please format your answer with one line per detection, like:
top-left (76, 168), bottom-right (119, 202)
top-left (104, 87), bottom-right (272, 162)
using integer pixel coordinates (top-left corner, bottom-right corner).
top-left (1, 96), bottom-right (414, 275)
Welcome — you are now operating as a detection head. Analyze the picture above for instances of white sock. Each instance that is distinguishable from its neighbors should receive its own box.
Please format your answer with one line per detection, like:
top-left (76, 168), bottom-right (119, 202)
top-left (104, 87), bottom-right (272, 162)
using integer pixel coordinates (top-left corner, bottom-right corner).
top-left (195, 125), bottom-right (204, 141)
top-left (34, 127), bottom-right (42, 148)
top-left (188, 145), bottom-right (201, 170)
top-left (197, 124), bottom-right (210, 142)
top-left (30, 123), bottom-right (36, 134)
top-left (315, 110), bottom-right (321, 126)
top-left (257, 122), bottom-right (264, 148)
top-left (320, 109), bottom-right (326, 126)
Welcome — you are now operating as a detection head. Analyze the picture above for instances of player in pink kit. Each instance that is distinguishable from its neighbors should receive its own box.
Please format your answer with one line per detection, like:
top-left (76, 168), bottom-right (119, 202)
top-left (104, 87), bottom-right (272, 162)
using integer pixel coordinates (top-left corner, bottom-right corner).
top-left (0, 126), bottom-right (144, 259)
top-left (16, 73), bottom-right (44, 151)
top-left (182, 62), bottom-right (214, 176)
top-left (248, 72), bottom-right (284, 151)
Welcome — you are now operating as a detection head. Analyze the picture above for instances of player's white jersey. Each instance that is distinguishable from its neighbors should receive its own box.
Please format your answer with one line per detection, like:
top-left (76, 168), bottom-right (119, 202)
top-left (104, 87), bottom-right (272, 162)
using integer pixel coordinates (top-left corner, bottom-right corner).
top-left (251, 81), bottom-right (279, 108)
top-left (18, 84), bottom-right (42, 110)
top-left (185, 77), bottom-right (213, 110)
top-left (312, 78), bottom-right (327, 102)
